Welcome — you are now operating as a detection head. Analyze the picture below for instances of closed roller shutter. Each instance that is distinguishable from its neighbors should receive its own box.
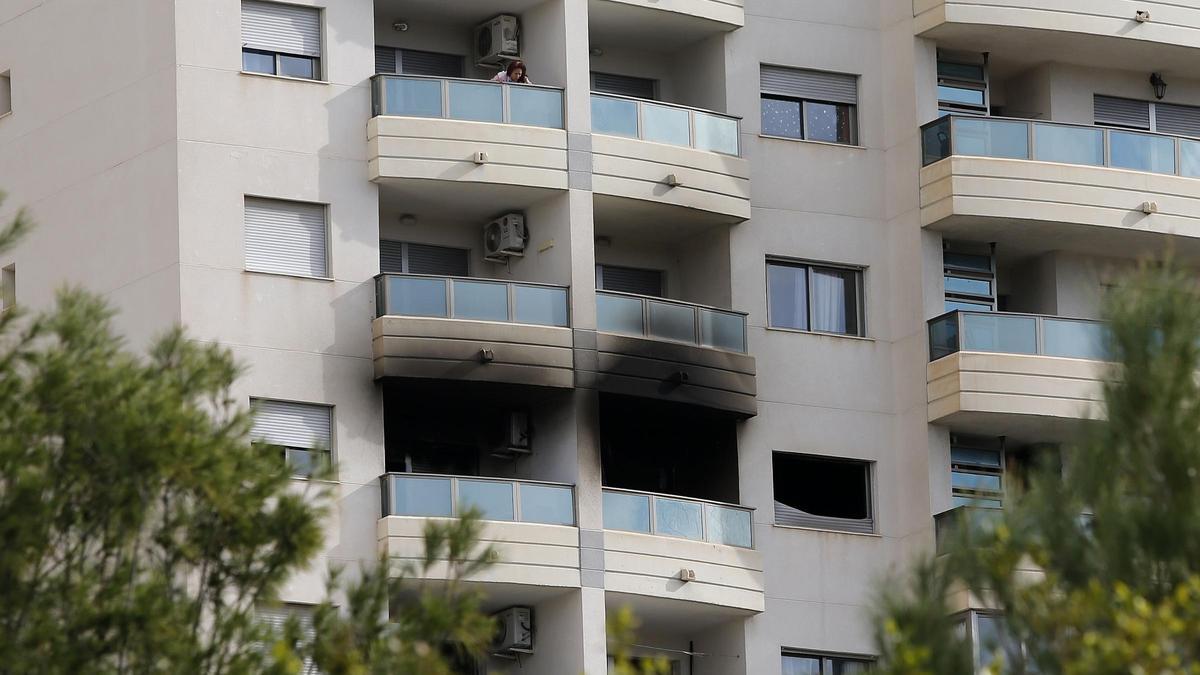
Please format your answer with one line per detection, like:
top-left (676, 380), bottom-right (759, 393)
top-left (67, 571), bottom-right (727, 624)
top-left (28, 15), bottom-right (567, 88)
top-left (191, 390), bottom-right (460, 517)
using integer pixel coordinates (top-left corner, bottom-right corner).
top-left (406, 243), bottom-right (468, 275)
top-left (760, 65), bottom-right (857, 104)
top-left (1094, 95), bottom-right (1150, 129)
top-left (241, 1), bottom-right (321, 57)
top-left (244, 197), bottom-right (328, 278)
top-left (592, 72), bottom-right (656, 100)
top-left (379, 240), bottom-right (406, 274)
top-left (597, 264), bottom-right (663, 297)
top-left (374, 46), bottom-right (397, 74)
top-left (251, 399), bottom-right (331, 450)
top-left (1155, 102), bottom-right (1200, 138)
top-left (399, 49), bottom-right (464, 77)
top-left (256, 606), bottom-right (317, 674)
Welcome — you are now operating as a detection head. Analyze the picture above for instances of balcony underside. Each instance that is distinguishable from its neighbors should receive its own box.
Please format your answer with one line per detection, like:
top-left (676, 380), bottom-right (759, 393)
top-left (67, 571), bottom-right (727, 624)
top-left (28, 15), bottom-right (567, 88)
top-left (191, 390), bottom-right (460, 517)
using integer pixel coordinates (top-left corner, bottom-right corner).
top-left (915, 0), bottom-right (1200, 73)
top-left (921, 157), bottom-right (1200, 260)
top-left (577, 332), bottom-right (757, 416)
top-left (372, 316), bottom-right (575, 388)
top-left (928, 351), bottom-right (1105, 444)
top-left (589, 0), bottom-right (743, 48)
top-left (591, 135), bottom-right (751, 224)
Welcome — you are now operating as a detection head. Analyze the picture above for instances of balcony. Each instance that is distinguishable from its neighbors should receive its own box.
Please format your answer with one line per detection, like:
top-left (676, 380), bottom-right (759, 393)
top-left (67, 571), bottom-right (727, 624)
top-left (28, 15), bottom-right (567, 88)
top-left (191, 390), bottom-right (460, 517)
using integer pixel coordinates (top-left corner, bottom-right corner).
top-left (921, 115), bottom-right (1200, 258)
top-left (372, 274), bottom-right (573, 388)
top-left (590, 0), bottom-right (743, 35)
top-left (914, 0), bottom-right (1200, 73)
top-left (601, 488), bottom-right (764, 613)
top-left (377, 473), bottom-right (580, 589)
top-left (367, 75), bottom-right (568, 198)
top-left (579, 291), bottom-right (756, 416)
top-left (927, 310), bottom-right (1108, 442)
top-left (590, 93), bottom-right (750, 225)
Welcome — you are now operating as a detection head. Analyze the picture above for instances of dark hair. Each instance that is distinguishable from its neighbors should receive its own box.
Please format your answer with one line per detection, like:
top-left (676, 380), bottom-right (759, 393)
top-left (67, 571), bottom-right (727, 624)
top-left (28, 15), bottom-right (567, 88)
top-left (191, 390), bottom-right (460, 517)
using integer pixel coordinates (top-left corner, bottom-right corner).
top-left (506, 60), bottom-right (529, 82)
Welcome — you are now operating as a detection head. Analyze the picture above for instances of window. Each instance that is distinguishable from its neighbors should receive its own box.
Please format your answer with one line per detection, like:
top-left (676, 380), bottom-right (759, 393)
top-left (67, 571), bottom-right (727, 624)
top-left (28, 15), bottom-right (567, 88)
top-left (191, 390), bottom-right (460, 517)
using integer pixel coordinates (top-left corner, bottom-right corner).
top-left (257, 604), bottom-right (318, 673)
top-left (760, 65), bottom-right (858, 144)
top-left (244, 197), bottom-right (329, 278)
top-left (379, 241), bottom-right (468, 276)
top-left (375, 47), bottom-right (463, 77)
top-left (251, 398), bottom-right (332, 478)
top-left (767, 259), bottom-right (864, 336)
top-left (957, 611), bottom-right (1025, 673)
top-left (943, 245), bottom-right (995, 313)
top-left (773, 452), bottom-right (874, 533)
top-left (0, 71), bottom-right (11, 116)
top-left (241, 1), bottom-right (322, 80)
top-left (596, 264), bottom-right (663, 297)
top-left (782, 650), bottom-right (873, 674)
top-left (937, 54), bottom-right (988, 116)
top-left (951, 434), bottom-right (1004, 509)
top-left (591, 72), bottom-right (657, 100)
top-left (608, 656), bottom-right (682, 675)
top-left (0, 264), bottom-right (13, 312)
top-left (1095, 96), bottom-right (1200, 172)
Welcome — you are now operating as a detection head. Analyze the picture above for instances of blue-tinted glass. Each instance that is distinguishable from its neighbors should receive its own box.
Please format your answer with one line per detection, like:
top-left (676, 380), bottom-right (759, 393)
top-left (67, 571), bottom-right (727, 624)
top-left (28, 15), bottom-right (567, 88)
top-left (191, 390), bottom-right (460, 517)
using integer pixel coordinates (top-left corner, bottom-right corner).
top-left (945, 275), bottom-right (991, 296)
top-left (384, 77), bottom-right (443, 117)
top-left (1033, 123), bottom-right (1103, 166)
top-left (705, 504), bottom-right (752, 547)
top-left (386, 277), bottom-right (447, 317)
top-left (804, 101), bottom-right (853, 144)
top-left (962, 313), bottom-right (1037, 354)
top-left (509, 86), bottom-right (564, 128)
top-left (597, 293), bottom-right (645, 335)
top-left (782, 654), bottom-right (822, 675)
top-left (1043, 319), bottom-right (1109, 360)
top-left (955, 118), bottom-right (1029, 159)
top-left (938, 85), bottom-right (985, 106)
top-left (458, 480), bottom-right (515, 521)
top-left (762, 97), bottom-right (802, 138)
top-left (285, 448), bottom-right (322, 478)
top-left (642, 103), bottom-right (691, 147)
top-left (945, 299), bottom-right (993, 313)
top-left (944, 252), bottom-right (993, 272)
top-left (451, 280), bottom-right (508, 322)
top-left (448, 81), bottom-right (503, 122)
top-left (390, 476), bottom-right (453, 517)
top-left (953, 495), bottom-right (1003, 509)
top-left (603, 491), bottom-right (650, 532)
top-left (695, 112), bottom-right (739, 154)
top-left (513, 285), bottom-right (568, 326)
top-left (519, 484), bottom-right (575, 525)
top-left (243, 50), bottom-right (275, 75)
top-left (699, 308), bottom-right (745, 352)
top-left (1109, 130), bottom-right (1176, 174)
top-left (279, 54), bottom-right (316, 79)
top-left (654, 498), bottom-right (703, 540)
top-left (938, 62), bottom-right (985, 80)
top-left (923, 116), bottom-right (952, 165)
top-left (1182, 139), bottom-right (1200, 177)
top-left (952, 471), bottom-right (1001, 492)
top-left (768, 263), bottom-right (808, 330)
top-left (647, 300), bottom-right (696, 343)
top-left (592, 95), bottom-right (638, 137)
top-left (951, 447), bottom-right (1002, 467)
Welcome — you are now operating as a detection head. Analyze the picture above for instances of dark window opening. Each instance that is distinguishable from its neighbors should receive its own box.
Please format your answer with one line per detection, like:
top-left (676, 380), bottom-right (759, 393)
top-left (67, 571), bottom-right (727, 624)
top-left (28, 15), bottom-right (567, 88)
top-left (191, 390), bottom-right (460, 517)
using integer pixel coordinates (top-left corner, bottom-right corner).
top-left (599, 394), bottom-right (740, 504)
top-left (773, 452), bottom-right (874, 533)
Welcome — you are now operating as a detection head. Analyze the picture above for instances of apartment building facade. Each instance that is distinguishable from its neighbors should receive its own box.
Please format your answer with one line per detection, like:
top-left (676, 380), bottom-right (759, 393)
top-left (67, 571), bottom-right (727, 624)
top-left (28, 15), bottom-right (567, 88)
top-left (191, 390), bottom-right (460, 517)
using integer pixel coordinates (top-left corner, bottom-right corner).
top-left (2, 0), bottom-right (1196, 672)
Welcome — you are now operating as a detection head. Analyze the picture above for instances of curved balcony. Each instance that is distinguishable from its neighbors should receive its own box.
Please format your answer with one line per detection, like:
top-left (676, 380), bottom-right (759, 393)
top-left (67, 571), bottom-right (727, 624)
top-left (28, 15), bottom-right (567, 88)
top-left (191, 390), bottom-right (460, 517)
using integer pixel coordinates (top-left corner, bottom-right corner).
top-left (377, 473), bottom-right (580, 589)
top-left (591, 0), bottom-right (743, 33)
top-left (590, 93), bottom-right (750, 225)
top-left (921, 115), bottom-right (1200, 259)
top-left (578, 291), bottom-right (757, 416)
top-left (927, 310), bottom-right (1109, 442)
top-left (914, 0), bottom-right (1200, 72)
top-left (372, 274), bottom-right (573, 388)
top-left (368, 75), bottom-right (567, 196)
top-left (601, 488), bottom-right (763, 613)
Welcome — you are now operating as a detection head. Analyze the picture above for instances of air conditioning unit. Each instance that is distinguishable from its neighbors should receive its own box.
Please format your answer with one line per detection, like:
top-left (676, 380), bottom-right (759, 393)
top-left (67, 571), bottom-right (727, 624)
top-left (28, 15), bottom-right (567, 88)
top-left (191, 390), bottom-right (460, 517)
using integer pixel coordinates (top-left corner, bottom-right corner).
top-left (474, 15), bottom-right (520, 66)
top-left (492, 606), bottom-right (533, 653)
top-left (483, 213), bottom-right (527, 261)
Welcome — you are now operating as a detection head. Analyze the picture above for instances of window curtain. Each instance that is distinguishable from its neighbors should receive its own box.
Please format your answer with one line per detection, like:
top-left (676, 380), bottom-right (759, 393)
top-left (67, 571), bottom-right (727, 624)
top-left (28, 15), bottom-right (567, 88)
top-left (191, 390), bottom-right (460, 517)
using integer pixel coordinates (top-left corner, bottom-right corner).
top-left (811, 268), bottom-right (848, 333)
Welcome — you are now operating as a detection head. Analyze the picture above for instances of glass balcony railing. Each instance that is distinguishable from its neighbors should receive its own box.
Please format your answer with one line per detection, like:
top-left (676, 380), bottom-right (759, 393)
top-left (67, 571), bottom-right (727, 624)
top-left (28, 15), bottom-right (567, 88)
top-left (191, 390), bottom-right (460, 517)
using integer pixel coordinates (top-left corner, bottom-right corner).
top-left (928, 310), bottom-right (1110, 362)
top-left (371, 74), bottom-right (565, 129)
top-left (602, 487), bottom-right (754, 548)
top-left (380, 473), bottom-right (576, 526)
top-left (590, 93), bottom-right (741, 156)
top-left (375, 274), bottom-right (570, 328)
top-left (596, 290), bottom-right (747, 353)
top-left (922, 114), bottom-right (1200, 177)
top-left (934, 506), bottom-right (1002, 554)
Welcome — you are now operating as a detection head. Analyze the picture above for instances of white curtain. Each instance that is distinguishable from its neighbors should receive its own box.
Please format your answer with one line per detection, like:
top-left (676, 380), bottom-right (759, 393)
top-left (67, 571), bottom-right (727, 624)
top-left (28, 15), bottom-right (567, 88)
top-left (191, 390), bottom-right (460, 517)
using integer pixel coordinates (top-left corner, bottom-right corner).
top-left (811, 268), bottom-right (847, 333)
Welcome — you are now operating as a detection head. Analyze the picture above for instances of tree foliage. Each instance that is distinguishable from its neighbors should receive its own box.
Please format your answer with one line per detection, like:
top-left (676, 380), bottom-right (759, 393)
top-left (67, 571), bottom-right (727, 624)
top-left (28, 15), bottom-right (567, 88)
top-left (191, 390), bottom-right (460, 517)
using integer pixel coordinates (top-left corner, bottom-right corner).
top-left (874, 258), bottom-right (1200, 674)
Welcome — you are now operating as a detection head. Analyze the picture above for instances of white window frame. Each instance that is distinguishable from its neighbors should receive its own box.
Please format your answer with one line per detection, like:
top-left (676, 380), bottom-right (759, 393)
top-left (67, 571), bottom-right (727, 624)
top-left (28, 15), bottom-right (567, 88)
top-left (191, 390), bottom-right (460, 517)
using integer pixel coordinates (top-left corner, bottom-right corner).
top-left (250, 397), bottom-right (334, 479)
top-left (766, 257), bottom-right (867, 337)
top-left (243, 196), bottom-right (331, 280)
top-left (240, 1), bottom-right (325, 82)
top-left (0, 264), bottom-right (14, 313)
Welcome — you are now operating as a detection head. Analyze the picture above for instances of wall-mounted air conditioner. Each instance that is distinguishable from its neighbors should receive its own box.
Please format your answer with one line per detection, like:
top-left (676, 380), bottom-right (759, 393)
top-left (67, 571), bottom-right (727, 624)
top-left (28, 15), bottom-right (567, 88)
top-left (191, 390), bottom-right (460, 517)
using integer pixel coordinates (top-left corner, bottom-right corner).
top-left (474, 15), bottom-right (520, 66)
top-left (483, 213), bottom-right (527, 262)
top-left (492, 606), bottom-right (534, 653)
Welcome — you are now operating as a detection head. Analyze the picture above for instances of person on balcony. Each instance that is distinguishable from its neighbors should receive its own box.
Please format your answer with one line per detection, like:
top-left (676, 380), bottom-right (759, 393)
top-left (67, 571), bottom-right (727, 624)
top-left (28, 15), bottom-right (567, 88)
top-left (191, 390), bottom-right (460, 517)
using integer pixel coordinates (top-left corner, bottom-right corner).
top-left (491, 60), bottom-right (532, 84)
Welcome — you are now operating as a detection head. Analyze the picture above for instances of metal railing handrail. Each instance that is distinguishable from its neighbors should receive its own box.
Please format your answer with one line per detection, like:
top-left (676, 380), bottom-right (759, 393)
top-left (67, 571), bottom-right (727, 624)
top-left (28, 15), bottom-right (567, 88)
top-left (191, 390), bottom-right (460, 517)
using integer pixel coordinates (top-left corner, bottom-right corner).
top-left (922, 113), bottom-right (1200, 176)
top-left (596, 290), bottom-right (749, 353)
top-left (927, 309), bottom-right (1110, 362)
top-left (602, 486), bottom-right (755, 549)
top-left (380, 472), bottom-right (578, 525)
top-left (375, 274), bottom-right (571, 326)
top-left (590, 91), bottom-right (742, 156)
top-left (371, 73), bottom-right (565, 128)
